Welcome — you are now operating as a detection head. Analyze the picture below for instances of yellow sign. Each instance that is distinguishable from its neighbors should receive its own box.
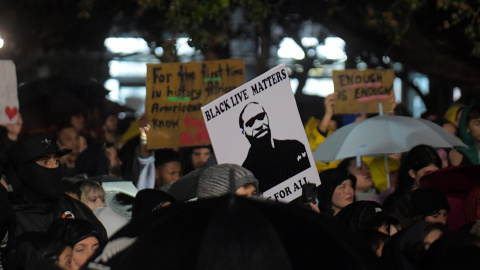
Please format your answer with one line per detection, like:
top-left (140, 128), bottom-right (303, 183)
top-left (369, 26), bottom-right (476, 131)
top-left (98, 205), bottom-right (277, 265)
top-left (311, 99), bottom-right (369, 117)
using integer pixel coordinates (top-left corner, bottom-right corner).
top-left (332, 69), bottom-right (395, 114)
top-left (145, 59), bottom-right (245, 148)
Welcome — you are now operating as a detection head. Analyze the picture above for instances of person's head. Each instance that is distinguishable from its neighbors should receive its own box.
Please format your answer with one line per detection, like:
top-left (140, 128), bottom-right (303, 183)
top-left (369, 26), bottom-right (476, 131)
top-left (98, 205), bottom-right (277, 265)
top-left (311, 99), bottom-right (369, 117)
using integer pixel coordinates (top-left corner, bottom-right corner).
top-left (397, 144), bottom-right (441, 192)
top-left (421, 111), bottom-right (439, 122)
top-left (465, 104), bottom-right (480, 143)
top-left (56, 125), bottom-right (81, 157)
top-left (56, 245), bottom-right (74, 270)
top-left (411, 188), bottom-right (450, 225)
top-left (444, 104), bottom-right (465, 128)
top-left (337, 158), bottom-right (373, 193)
top-left (70, 113), bottom-right (86, 133)
top-left (239, 102), bottom-right (271, 144)
top-left (131, 188), bottom-right (176, 220)
top-left (14, 231), bottom-right (72, 270)
top-left (49, 218), bottom-right (101, 270)
top-left (154, 149), bottom-right (182, 188)
top-left (75, 142), bottom-right (122, 177)
top-left (317, 168), bottom-right (356, 216)
top-left (335, 200), bottom-right (398, 236)
top-left (79, 180), bottom-right (106, 210)
top-left (102, 113), bottom-right (118, 133)
top-left (187, 146), bottom-right (212, 170)
top-left (60, 179), bottom-right (82, 201)
top-left (358, 229), bottom-right (390, 257)
top-left (438, 119), bottom-right (458, 137)
top-left (10, 133), bottom-right (71, 201)
top-left (104, 143), bottom-right (123, 176)
top-left (197, 164), bottom-right (259, 199)
top-left (369, 156), bottom-right (400, 192)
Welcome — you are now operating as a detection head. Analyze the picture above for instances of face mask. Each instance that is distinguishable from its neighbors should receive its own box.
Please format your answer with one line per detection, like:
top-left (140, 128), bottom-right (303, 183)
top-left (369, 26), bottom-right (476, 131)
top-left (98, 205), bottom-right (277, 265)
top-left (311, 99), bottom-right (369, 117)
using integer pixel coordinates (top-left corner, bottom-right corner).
top-left (16, 161), bottom-right (62, 201)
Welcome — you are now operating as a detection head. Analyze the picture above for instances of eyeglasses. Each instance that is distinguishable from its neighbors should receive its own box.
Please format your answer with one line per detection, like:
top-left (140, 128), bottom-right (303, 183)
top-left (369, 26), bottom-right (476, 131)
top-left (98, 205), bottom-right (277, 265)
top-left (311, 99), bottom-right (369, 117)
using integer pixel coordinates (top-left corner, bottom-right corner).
top-left (245, 112), bottom-right (266, 128)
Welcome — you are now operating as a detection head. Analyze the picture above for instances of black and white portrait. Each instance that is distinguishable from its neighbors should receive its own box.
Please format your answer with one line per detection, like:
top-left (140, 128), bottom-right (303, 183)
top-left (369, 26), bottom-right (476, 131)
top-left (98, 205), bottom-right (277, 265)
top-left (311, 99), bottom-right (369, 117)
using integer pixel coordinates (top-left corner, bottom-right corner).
top-left (239, 102), bottom-right (310, 192)
top-left (202, 63), bottom-right (320, 202)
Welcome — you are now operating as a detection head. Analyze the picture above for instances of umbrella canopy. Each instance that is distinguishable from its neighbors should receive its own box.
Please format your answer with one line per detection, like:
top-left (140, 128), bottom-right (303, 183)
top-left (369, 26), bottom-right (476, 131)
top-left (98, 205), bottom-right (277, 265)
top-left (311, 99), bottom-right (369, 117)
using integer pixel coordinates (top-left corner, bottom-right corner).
top-left (89, 195), bottom-right (381, 270)
top-left (17, 76), bottom-right (135, 133)
top-left (313, 114), bottom-right (467, 163)
top-left (420, 165), bottom-right (480, 231)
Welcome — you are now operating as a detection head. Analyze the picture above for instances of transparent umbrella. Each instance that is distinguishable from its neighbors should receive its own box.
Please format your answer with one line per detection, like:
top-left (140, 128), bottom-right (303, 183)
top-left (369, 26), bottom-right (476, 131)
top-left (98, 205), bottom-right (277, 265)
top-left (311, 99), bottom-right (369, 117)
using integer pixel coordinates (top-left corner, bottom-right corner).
top-left (313, 114), bottom-right (467, 187)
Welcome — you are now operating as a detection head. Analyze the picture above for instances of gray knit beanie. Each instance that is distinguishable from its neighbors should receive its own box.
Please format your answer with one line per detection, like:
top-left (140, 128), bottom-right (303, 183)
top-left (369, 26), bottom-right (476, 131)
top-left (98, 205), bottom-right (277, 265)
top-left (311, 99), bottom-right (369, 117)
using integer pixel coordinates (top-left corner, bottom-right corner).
top-left (197, 164), bottom-right (259, 199)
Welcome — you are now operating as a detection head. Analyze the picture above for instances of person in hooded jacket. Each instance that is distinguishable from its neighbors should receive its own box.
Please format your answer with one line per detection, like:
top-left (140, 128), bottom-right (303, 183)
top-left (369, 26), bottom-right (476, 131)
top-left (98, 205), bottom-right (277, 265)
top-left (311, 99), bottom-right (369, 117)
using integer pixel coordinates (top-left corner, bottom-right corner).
top-left (49, 218), bottom-right (104, 270)
top-left (316, 168), bottom-right (356, 217)
top-left (450, 102), bottom-right (480, 165)
top-left (11, 231), bottom-right (73, 270)
top-left (1, 133), bottom-right (107, 268)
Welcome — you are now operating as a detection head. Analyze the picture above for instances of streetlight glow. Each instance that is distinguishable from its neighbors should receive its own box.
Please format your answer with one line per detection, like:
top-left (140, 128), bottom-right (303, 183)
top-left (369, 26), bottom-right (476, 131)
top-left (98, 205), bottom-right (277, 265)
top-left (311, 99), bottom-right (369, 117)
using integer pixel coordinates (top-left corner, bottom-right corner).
top-left (0, 35), bottom-right (4, 49)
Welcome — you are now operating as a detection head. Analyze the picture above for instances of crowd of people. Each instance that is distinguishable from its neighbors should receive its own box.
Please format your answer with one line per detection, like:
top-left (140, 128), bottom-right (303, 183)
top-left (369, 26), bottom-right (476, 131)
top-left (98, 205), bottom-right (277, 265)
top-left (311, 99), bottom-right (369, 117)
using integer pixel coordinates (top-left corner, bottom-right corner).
top-left (0, 92), bottom-right (480, 269)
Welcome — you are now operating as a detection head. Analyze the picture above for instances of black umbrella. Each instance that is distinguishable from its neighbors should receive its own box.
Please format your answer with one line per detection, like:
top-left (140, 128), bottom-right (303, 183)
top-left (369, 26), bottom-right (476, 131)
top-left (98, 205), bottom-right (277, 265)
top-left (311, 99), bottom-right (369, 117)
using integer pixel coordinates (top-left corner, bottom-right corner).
top-left (17, 76), bottom-right (134, 133)
top-left (87, 195), bottom-right (381, 270)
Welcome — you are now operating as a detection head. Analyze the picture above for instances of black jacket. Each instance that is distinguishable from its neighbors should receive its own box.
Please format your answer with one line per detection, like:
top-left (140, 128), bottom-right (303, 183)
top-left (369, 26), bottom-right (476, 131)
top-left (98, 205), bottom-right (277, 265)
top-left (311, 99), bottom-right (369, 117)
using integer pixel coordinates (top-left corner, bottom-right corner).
top-left (4, 190), bottom-right (107, 269)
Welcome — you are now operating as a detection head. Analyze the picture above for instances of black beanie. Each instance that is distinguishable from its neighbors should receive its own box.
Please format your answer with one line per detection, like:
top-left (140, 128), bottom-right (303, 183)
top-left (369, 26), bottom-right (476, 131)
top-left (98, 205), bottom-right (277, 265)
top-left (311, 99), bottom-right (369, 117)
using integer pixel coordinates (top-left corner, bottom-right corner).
top-left (131, 188), bottom-right (176, 220)
top-left (335, 201), bottom-right (395, 233)
top-left (411, 187), bottom-right (450, 216)
top-left (48, 218), bottom-right (100, 247)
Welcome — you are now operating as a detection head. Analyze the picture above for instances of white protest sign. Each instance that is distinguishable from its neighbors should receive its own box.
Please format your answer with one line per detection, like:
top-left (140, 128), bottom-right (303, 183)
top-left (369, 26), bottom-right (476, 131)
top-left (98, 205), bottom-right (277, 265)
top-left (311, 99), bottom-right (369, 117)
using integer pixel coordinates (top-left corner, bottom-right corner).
top-left (201, 63), bottom-right (320, 203)
top-left (0, 60), bottom-right (19, 124)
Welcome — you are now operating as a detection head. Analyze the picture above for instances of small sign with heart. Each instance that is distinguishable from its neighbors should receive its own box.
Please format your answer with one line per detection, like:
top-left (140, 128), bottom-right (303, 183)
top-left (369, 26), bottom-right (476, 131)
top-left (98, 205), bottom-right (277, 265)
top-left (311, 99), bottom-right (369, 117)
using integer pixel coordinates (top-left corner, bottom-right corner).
top-left (0, 60), bottom-right (19, 124)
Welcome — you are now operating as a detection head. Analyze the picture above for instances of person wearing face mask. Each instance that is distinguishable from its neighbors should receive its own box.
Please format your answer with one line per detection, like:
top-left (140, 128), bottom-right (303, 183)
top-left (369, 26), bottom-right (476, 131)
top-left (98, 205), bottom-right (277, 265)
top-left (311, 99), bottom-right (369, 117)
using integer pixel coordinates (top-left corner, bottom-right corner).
top-left (2, 134), bottom-right (107, 268)
top-left (239, 102), bottom-right (311, 192)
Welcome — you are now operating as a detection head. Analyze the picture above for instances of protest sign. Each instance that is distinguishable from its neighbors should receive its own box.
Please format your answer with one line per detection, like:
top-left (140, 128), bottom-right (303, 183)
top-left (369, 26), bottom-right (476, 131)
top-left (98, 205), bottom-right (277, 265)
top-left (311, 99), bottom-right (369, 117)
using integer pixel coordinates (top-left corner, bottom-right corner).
top-left (145, 59), bottom-right (245, 148)
top-left (201, 63), bottom-right (320, 203)
top-left (332, 69), bottom-right (395, 114)
top-left (0, 60), bottom-right (19, 124)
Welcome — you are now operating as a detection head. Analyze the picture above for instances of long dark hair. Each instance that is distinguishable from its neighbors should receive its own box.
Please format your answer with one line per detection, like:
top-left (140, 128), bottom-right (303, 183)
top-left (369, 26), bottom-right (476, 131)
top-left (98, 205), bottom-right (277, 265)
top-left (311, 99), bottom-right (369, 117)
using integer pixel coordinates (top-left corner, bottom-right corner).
top-left (396, 144), bottom-right (441, 192)
top-left (383, 145), bottom-right (442, 221)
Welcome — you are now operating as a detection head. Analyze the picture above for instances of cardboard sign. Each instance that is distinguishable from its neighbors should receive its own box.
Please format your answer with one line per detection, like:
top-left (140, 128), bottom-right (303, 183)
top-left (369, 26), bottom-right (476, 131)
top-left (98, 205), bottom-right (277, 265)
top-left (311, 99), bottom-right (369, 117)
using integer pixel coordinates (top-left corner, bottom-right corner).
top-left (145, 60), bottom-right (245, 148)
top-left (333, 69), bottom-right (395, 114)
top-left (0, 60), bottom-right (19, 124)
top-left (201, 63), bottom-right (320, 203)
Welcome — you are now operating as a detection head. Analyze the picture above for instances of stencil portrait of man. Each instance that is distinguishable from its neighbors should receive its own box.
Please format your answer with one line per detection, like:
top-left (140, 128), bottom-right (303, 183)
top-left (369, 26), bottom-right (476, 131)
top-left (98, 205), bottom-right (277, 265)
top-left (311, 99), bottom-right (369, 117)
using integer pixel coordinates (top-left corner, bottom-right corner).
top-left (239, 102), bottom-right (311, 192)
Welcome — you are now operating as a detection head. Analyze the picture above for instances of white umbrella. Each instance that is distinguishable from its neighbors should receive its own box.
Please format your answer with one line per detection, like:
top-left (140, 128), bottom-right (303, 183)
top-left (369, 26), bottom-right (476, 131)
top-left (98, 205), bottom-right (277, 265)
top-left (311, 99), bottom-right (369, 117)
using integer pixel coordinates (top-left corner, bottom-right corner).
top-left (312, 114), bottom-right (467, 187)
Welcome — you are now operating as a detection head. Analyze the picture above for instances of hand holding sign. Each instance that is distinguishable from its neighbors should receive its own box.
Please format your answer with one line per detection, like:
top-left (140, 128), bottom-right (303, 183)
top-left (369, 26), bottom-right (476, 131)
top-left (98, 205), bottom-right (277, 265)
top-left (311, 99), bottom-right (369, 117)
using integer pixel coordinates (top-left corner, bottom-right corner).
top-left (201, 63), bottom-right (320, 203)
top-left (0, 114), bottom-right (23, 141)
top-left (333, 69), bottom-right (395, 114)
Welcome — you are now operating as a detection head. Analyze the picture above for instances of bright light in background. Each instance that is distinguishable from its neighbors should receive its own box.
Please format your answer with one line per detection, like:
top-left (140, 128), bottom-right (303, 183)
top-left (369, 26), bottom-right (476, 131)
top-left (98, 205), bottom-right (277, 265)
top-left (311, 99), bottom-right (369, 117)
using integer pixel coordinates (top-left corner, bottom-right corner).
top-left (176, 38), bottom-right (195, 56)
top-left (453, 87), bottom-right (461, 102)
top-left (154, 47), bottom-right (164, 56)
top-left (316, 37), bottom-right (347, 61)
top-left (413, 76), bottom-right (429, 95)
top-left (109, 61), bottom-right (147, 77)
top-left (278, 38), bottom-right (305, 60)
top-left (413, 95), bottom-right (423, 118)
top-left (104, 38), bottom-right (150, 54)
top-left (0, 35), bottom-right (4, 48)
top-left (104, 79), bottom-right (120, 101)
top-left (394, 77), bottom-right (402, 103)
top-left (290, 78), bottom-right (334, 97)
top-left (301, 37), bottom-right (319, 47)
